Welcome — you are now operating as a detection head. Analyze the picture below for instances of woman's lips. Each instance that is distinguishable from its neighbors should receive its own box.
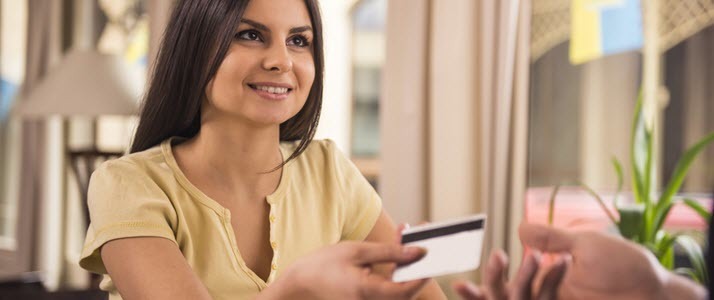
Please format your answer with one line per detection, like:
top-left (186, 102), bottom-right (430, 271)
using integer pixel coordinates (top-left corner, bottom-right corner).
top-left (248, 83), bottom-right (292, 100)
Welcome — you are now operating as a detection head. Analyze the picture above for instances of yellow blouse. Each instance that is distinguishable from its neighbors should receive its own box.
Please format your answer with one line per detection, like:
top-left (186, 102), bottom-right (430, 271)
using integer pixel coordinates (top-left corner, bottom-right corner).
top-left (79, 138), bottom-right (382, 299)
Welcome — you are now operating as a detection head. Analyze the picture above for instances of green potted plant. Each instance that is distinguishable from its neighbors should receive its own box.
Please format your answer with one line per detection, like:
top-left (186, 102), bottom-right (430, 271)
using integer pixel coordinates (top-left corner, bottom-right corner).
top-left (548, 93), bottom-right (714, 285)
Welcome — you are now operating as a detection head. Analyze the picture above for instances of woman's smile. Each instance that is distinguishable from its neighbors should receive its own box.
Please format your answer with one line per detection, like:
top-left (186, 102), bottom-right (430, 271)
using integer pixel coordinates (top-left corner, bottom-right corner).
top-left (247, 82), bottom-right (294, 100)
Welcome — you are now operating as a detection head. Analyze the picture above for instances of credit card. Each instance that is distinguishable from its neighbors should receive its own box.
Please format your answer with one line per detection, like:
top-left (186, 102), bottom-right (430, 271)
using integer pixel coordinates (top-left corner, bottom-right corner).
top-left (392, 214), bottom-right (486, 282)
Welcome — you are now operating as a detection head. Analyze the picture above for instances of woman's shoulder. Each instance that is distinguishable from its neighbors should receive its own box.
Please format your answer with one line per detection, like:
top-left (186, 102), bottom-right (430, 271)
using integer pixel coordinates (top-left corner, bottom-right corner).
top-left (282, 139), bottom-right (343, 163)
top-left (92, 141), bottom-right (168, 182)
top-left (281, 139), bottom-right (359, 179)
top-left (305, 138), bottom-right (339, 154)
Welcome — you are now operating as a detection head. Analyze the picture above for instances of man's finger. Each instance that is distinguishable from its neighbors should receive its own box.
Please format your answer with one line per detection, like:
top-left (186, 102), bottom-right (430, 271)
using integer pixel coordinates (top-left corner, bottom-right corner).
top-left (511, 250), bottom-right (541, 300)
top-left (536, 257), bottom-right (568, 300)
top-left (519, 223), bottom-right (576, 253)
top-left (451, 280), bottom-right (486, 300)
top-left (483, 250), bottom-right (508, 299)
top-left (352, 242), bottom-right (426, 265)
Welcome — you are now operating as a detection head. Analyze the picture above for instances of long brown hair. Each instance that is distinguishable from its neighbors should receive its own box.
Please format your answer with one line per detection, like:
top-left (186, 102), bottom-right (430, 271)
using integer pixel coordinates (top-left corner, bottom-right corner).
top-left (130, 0), bottom-right (324, 166)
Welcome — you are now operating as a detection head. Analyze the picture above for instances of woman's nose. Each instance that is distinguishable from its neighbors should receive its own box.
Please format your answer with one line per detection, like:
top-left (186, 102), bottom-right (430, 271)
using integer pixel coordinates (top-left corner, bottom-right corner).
top-left (262, 43), bottom-right (293, 73)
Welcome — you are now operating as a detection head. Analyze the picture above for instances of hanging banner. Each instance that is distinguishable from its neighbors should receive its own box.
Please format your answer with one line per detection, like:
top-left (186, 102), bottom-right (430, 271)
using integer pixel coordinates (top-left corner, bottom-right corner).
top-left (570, 0), bottom-right (643, 65)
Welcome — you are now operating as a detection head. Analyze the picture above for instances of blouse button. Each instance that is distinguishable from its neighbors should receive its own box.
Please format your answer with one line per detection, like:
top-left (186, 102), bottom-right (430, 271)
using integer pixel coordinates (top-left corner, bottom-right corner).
top-left (270, 241), bottom-right (277, 249)
top-left (269, 214), bottom-right (276, 223)
top-left (271, 263), bottom-right (278, 270)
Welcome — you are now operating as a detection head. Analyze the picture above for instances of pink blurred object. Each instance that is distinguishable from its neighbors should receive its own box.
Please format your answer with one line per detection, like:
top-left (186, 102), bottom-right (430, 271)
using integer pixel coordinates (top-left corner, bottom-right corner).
top-left (525, 187), bottom-right (711, 233)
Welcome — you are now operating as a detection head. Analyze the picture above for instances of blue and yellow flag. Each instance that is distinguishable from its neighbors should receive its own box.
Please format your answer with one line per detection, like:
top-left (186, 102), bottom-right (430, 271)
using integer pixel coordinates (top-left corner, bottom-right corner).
top-left (570, 0), bottom-right (643, 65)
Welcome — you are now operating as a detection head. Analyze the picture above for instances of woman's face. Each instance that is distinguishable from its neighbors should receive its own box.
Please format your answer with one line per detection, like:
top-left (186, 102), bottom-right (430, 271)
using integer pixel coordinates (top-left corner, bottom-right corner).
top-left (205, 0), bottom-right (315, 127)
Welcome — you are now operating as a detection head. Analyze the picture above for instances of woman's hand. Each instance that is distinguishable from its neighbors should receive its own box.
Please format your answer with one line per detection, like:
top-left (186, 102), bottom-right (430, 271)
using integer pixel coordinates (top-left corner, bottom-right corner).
top-left (451, 249), bottom-right (566, 300)
top-left (259, 241), bottom-right (430, 300)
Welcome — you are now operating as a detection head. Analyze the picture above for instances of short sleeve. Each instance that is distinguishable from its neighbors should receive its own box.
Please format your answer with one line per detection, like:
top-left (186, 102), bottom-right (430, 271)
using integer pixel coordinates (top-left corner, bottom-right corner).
top-left (79, 159), bottom-right (178, 274)
top-left (323, 140), bottom-right (383, 241)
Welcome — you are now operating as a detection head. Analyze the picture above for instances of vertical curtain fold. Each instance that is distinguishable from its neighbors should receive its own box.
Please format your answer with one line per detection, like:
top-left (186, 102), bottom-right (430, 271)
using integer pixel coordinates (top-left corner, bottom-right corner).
top-left (476, 0), bottom-right (531, 275)
top-left (508, 0), bottom-right (532, 272)
top-left (14, 0), bottom-right (54, 281)
top-left (381, 0), bottom-right (430, 225)
top-left (14, 0), bottom-right (93, 291)
top-left (20, 0), bottom-right (67, 291)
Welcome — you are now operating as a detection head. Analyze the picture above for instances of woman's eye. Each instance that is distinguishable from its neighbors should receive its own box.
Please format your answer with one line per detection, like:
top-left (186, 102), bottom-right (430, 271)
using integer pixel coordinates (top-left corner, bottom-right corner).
top-left (236, 30), bottom-right (262, 42)
top-left (288, 35), bottom-right (310, 47)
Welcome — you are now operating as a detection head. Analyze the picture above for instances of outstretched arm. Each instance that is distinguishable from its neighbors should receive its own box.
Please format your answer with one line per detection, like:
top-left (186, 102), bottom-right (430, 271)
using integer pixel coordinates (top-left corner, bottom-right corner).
top-left (519, 222), bottom-right (707, 300)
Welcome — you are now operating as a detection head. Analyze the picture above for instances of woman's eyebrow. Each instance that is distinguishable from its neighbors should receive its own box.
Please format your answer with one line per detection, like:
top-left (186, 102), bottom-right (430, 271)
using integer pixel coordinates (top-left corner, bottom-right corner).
top-left (241, 19), bottom-right (269, 31)
top-left (240, 18), bottom-right (312, 34)
top-left (289, 26), bottom-right (313, 34)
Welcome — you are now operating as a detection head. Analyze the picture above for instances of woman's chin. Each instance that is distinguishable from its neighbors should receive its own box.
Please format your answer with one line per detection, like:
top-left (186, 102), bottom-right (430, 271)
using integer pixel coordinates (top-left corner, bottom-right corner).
top-left (245, 114), bottom-right (294, 127)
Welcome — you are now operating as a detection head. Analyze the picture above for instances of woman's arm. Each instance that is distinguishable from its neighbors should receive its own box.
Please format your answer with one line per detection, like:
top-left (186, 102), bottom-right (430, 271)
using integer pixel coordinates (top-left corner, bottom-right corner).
top-left (101, 237), bottom-right (213, 300)
top-left (103, 236), bottom-right (430, 300)
top-left (364, 210), bottom-right (448, 300)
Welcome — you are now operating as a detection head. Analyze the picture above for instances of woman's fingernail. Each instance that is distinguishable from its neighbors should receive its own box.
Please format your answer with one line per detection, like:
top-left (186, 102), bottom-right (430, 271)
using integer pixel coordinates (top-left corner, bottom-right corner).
top-left (403, 246), bottom-right (426, 257)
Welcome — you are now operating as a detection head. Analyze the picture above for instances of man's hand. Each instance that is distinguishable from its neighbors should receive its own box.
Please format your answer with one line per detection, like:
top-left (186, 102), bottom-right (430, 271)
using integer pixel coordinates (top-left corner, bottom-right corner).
top-left (519, 223), bottom-right (706, 300)
top-left (451, 248), bottom-right (566, 300)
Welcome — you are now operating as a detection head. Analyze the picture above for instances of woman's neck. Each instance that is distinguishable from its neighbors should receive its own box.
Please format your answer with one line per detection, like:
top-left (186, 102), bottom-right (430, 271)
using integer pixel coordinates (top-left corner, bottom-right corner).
top-left (196, 124), bottom-right (281, 171)
top-left (176, 120), bottom-right (284, 201)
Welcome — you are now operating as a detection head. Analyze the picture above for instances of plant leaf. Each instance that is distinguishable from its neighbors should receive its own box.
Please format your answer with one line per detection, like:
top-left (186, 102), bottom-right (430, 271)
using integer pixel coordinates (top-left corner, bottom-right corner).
top-left (675, 268), bottom-right (701, 283)
top-left (655, 231), bottom-right (679, 258)
top-left (676, 235), bottom-right (708, 285)
top-left (548, 184), bottom-right (562, 226)
top-left (643, 126), bottom-right (654, 206)
top-left (611, 156), bottom-right (624, 207)
top-left (617, 204), bottom-right (644, 241)
top-left (682, 198), bottom-right (712, 221)
top-left (630, 91), bottom-right (646, 204)
top-left (641, 127), bottom-right (656, 241)
top-left (654, 132), bottom-right (714, 236)
top-left (576, 181), bottom-right (619, 225)
top-left (652, 203), bottom-right (674, 236)
top-left (659, 243), bottom-right (675, 270)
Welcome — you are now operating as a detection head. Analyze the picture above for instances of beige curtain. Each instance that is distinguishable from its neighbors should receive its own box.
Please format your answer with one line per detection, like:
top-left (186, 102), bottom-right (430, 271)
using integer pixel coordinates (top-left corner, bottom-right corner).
top-left (474, 0), bottom-right (531, 276)
top-left (382, 0), bottom-right (531, 289)
top-left (18, 0), bottom-right (76, 291)
top-left (380, 0), bottom-right (430, 224)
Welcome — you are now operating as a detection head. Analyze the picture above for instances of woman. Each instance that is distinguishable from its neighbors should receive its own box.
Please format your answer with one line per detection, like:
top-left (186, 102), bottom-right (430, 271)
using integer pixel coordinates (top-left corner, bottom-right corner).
top-left (79, 0), bottom-right (445, 299)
